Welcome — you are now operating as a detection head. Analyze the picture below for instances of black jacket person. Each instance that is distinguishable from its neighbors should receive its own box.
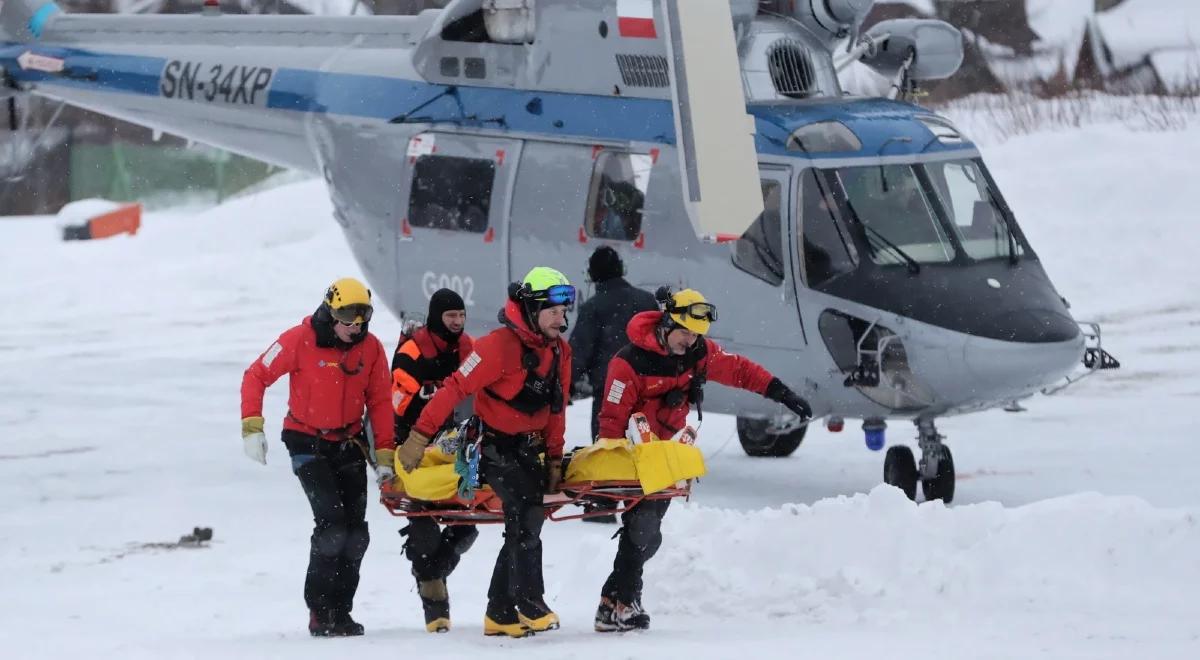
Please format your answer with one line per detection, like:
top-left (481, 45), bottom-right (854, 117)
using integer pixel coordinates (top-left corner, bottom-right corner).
top-left (568, 246), bottom-right (657, 439)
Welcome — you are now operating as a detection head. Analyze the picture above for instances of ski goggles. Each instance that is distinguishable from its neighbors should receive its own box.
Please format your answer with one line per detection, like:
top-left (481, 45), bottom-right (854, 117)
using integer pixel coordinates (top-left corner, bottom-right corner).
top-left (670, 302), bottom-right (718, 323)
top-left (330, 303), bottom-right (373, 325)
top-left (533, 284), bottom-right (577, 308)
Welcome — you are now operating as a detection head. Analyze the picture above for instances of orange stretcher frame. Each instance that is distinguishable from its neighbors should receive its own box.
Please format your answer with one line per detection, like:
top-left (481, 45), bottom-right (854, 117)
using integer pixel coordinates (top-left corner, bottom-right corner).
top-left (379, 480), bottom-right (692, 526)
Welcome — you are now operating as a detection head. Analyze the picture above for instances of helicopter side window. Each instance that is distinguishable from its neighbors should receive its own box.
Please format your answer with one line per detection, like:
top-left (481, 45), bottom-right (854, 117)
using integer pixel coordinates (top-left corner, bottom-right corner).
top-left (731, 180), bottom-right (785, 286)
top-left (799, 170), bottom-right (857, 287)
top-left (408, 155), bottom-right (495, 234)
top-left (831, 164), bottom-right (955, 265)
top-left (584, 151), bottom-right (651, 241)
top-left (923, 159), bottom-right (1024, 261)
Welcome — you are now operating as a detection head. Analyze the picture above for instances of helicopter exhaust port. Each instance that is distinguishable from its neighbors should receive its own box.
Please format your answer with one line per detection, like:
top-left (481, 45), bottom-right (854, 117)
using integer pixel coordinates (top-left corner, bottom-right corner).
top-left (482, 0), bottom-right (536, 44)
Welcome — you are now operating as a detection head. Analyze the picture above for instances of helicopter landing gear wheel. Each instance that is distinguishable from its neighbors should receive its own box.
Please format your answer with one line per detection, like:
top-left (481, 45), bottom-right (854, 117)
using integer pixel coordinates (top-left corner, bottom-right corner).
top-left (917, 419), bottom-right (955, 503)
top-left (883, 445), bottom-right (918, 500)
top-left (921, 444), bottom-right (955, 503)
top-left (736, 416), bottom-right (807, 457)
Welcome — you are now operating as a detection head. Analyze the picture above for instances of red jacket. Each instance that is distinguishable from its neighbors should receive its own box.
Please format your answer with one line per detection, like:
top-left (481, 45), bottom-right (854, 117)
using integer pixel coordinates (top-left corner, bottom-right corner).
top-left (241, 316), bottom-right (395, 447)
top-left (414, 301), bottom-right (572, 458)
top-left (598, 311), bottom-right (775, 439)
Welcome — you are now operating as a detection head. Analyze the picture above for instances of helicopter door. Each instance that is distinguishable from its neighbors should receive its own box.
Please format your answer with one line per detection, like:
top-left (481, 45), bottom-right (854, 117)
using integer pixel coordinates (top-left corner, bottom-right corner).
top-left (394, 132), bottom-right (522, 327)
top-left (793, 168), bottom-right (860, 291)
top-left (728, 164), bottom-right (808, 348)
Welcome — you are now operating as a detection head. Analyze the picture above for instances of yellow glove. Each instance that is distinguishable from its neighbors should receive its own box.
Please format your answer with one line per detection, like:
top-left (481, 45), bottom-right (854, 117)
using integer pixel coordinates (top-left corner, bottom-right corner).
top-left (241, 416), bottom-right (264, 437)
top-left (546, 457), bottom-right (563, 493)
top-left (397, 430), bottom-right (431, 472)
top-left (241, 416), bottom-right (267, 465)
top-left (374, 448), bottom-right (397, 487)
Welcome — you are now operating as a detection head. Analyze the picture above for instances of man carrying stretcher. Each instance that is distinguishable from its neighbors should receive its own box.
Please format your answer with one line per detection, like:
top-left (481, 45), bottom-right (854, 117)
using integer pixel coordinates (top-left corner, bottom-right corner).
top-left (394, 266), bottom-right (574, 638)
top-left (592, 287), bottom-right (813, 632)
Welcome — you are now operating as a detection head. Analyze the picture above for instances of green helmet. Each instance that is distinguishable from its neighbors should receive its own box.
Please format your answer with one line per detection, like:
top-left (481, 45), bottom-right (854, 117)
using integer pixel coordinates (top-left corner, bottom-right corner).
top-left (509, 266), bottom-right (577, 332)
top-left (522, 266), bottom-right (571, 291)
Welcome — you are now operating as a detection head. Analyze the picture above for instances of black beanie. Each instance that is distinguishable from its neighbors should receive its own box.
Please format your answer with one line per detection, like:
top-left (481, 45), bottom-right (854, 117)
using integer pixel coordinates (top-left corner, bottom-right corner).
top-left (427, 288), bottom-right (466, 342)
top-left (588, 246), bottom-right (624, 283)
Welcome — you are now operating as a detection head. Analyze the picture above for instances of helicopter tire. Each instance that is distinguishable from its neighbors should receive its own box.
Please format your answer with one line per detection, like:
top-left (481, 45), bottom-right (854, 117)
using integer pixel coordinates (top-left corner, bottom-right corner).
top-left (736, 417), bottom-right (806, 457)
top-left (883, 445), bottom-right (918, 501)
top-left (921, 444), bottom-right (955, 504)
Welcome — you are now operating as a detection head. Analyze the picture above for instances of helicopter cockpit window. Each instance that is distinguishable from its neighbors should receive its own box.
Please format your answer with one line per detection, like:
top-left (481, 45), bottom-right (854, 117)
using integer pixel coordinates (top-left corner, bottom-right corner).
top-left (799, 170), bottom-right (857, 287)
top-left (731, 180), bottom-right (785, 286)
top-left (830, 164), bottom-right (955, 265)
top-left (408, 155), bottom-right (495, 234)
top-left (584, 151), bottom-right (652, 241)
top-left (923, 159), bottom-right (1024, 261)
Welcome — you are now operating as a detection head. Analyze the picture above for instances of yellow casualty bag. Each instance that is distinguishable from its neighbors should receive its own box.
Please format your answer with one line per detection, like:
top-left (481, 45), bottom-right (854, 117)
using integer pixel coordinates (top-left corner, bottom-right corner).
top-left (564, 436), bottom-right (707, 495)
top-left (394, 445), bottom-right (462, 502)
top-left (633, 440), bottom-right (706, 495)
top-left (565, 438), bottom-right (639, 483)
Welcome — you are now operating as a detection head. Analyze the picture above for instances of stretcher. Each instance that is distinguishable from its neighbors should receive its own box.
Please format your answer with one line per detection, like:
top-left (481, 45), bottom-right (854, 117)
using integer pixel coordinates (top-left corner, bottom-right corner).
top-left (379, 416), bottom-right (706, 526)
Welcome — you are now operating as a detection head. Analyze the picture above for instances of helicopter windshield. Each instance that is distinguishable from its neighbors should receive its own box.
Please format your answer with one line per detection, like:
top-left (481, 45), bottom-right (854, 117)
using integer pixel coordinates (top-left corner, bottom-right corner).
top-left (828, 164), bottom-right (954, 265)
top-left (922, 159), bottom-right (1024, 261)
top-left (813, 159), bottom-right (1023, 266)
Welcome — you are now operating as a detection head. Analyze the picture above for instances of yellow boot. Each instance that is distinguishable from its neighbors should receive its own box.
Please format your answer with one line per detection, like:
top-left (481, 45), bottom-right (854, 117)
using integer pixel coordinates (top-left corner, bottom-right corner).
top-left (418, 578), bottom-right (450, 633)
top-left (484, 600), bottom-right (532, 638)
top-left (517, 597), bottom-right (560, 632)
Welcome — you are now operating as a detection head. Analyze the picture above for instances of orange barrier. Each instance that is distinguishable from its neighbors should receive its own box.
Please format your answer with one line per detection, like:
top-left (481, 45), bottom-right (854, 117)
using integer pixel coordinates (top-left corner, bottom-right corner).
top-left (87, 203), bottom-right (141, 238)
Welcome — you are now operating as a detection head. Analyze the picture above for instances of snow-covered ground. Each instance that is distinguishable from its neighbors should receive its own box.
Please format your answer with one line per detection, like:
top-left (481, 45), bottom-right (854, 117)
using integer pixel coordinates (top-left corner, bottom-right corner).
top-left (2, 116), bottom-right (1199, 658)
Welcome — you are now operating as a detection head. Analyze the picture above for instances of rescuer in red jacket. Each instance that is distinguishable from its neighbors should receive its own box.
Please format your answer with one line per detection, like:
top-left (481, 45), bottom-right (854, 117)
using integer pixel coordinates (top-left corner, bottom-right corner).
top-left (240, 277), bottom-right (394, 638)
top-left (396, 266), bottom-right (574, 638)
top-left (593, 288), bottom-right (812, 633)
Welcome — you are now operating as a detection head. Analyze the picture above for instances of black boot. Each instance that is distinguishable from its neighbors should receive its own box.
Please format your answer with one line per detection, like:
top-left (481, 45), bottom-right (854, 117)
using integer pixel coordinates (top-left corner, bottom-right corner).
top-left (331, 610), bottom-right (365, 636)
top-left (309, 609), bottom-right (337, 637)
top-left (594, 597), bottom-right (650, 632)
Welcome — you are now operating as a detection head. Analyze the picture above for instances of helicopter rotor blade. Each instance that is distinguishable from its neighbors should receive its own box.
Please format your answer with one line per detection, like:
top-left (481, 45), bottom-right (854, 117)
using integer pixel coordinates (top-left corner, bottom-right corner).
top-left (660, 0), bottom-right (763, 243)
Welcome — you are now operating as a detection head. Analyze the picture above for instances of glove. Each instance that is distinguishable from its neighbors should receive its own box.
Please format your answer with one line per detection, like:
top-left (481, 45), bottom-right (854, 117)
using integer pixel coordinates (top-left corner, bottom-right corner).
top-left (418, 383), bottom-right (438, 400)
top-left (241, 416), bottom-right (267, 465)
top-left (545, 457), bottom-right (563, 493)
top-left (764, 378), bottom-right (813, 422)
top-left (375, 448), bottom-right (397, 487)
top-left (397, 430), bottom-right (431, 472)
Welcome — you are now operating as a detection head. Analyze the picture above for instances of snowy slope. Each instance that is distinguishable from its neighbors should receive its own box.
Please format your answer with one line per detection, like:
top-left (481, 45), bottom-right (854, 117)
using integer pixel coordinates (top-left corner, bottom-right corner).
top-left (2, 117), bottom-right (1200, 658)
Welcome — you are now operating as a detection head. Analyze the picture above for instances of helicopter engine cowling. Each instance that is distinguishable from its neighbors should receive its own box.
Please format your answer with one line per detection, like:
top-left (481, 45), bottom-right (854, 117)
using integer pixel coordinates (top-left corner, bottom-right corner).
top-left (763, 0), bottom-right (875, 44)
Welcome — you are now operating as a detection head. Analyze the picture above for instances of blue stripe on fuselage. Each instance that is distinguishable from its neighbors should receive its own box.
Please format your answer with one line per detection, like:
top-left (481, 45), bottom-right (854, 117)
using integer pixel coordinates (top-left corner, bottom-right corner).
top-left (266, 67), bottom-right (677, 143)
top-left (0, 43), bottom-right (974, 160)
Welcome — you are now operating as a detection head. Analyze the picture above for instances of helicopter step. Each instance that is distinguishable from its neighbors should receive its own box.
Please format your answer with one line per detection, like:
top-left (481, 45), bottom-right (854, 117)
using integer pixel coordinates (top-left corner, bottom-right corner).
top-left (883, 418), bottom-right (954, 503)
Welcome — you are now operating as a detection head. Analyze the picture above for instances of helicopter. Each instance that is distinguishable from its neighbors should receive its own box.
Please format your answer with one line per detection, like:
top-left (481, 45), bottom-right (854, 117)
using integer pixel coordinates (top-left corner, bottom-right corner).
top-left (0, 0), bottom-right (1118, 503)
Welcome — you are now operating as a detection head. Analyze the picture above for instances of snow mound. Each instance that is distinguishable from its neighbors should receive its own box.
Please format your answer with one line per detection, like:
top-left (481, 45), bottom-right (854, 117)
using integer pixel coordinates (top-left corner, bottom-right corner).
top-left (649, 487), bottom-right (1199, 629)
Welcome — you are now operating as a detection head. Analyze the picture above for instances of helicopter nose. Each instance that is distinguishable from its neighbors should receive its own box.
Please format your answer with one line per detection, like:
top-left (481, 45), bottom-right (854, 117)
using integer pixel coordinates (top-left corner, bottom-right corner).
top-left (961, 323), bottom-right (1085, 396)
top-left (984, 308), bottom-right (1081, 344)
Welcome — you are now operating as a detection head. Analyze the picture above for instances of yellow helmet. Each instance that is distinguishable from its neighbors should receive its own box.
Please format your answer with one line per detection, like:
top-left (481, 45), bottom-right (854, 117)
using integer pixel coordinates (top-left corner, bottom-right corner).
top-left (666, 288), bottom-right (717, 335)
top-left (324, 277), bottom-right (374, 324)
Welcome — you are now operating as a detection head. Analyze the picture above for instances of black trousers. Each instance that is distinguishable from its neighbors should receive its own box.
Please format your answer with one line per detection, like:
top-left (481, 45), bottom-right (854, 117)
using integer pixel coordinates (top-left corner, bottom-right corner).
top-left (404, 517), bottom-right (479, 583)
top-left (480, 433), bottom-right (548, 608)
top-left (601, 498), bottom-right (671, 603)
top-left (284, 430), bottom-right (370, 615)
